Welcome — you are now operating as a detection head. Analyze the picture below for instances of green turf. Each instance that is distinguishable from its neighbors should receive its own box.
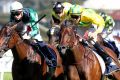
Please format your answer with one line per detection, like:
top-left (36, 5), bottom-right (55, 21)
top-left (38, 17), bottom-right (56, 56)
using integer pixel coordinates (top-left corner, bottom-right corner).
top-left (3, 72), bottom-right (12, 80)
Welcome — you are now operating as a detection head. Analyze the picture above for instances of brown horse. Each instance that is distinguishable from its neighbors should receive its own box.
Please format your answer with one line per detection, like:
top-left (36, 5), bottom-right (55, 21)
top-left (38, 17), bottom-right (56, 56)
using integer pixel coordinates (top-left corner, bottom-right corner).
top-left (89, 33), bottom-right (120, 80)
top-left (58, 25), bottom-right (103, 80)
top-left (97, 34), bottom-right (120, 80)
top-left (0, 22), bottom-right (64, 80)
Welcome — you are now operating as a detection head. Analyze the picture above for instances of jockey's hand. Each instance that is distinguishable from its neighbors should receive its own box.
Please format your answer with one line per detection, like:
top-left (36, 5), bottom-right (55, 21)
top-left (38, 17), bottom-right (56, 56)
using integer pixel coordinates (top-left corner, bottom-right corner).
top-left (88, 32), bottom-right (97, 41)
top-left (102, 33), bottom-right (107, 39)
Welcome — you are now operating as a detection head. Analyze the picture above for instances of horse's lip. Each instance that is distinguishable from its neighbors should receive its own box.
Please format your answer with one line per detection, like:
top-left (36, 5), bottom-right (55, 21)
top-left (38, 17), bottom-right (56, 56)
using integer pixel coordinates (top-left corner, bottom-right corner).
top-left (61, 46), bottom-right (66, 49)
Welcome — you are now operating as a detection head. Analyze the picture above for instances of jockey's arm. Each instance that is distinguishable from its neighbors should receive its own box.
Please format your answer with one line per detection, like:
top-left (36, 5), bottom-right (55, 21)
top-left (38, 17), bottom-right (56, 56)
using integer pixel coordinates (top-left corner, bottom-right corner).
top-left (28, 11), bottom-right (39, 38)
top-left (106, 19), bottom-right (115, 35)
top-left (88, 14), bottom-right (105, 41)
top-left (102, 17), bottom-right (115, 38)
top-left (29, 23), bottom-right (39, 37)
top-left (94, 25), bottom-right (104, 35)
top-left (106, 26), bottom-right (114, 35)
top-left (81, 10), bottom-right (105, 35)
top-left (92, 14), bottom-right (105, 34)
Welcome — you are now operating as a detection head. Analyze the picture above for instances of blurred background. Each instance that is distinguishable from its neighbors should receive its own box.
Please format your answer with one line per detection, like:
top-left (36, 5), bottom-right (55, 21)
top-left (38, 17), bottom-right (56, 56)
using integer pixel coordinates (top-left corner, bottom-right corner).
top-left (0, 0), bottom-right (120, 80)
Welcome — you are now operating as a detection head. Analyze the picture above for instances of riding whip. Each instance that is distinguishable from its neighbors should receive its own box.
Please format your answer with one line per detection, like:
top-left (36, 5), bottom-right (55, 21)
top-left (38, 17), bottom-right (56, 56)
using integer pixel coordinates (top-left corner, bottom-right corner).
top-left (32, 14), bottom-right (46, 27)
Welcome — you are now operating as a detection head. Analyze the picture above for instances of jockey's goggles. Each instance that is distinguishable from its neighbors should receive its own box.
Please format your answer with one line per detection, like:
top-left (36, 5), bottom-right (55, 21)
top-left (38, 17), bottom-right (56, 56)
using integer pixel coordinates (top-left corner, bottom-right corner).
top-left (71, 15), bottom-right (79, 19)
top-left (54, 8), bottom-right (63, 14)
top-left (11, 10), bottom-right (22, 16)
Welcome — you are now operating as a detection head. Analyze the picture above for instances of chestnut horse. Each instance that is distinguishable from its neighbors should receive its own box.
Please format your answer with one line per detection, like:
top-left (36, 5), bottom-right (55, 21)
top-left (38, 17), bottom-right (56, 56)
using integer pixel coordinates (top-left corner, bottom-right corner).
top-left (87, 33), bottom-right (120, 80)
top-left (58, 25), bottom-right (103, 80)
top-left (0, 22), bottom-right (64, 80)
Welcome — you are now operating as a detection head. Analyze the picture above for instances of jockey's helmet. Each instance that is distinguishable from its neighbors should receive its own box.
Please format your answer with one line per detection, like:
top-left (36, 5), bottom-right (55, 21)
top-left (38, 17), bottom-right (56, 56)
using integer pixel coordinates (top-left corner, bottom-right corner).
top-left (53, 2), bottom-right (64, 14)
top-left (10, 1), bottom-right (23, 11)
top-left (69, 5), bottom-right (83, 18)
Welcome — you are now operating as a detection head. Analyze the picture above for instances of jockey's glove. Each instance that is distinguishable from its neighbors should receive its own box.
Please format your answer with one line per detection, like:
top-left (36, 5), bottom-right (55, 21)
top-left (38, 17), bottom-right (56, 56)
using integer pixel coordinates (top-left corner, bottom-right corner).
top-left (102, 33), bottom-right (108, 39)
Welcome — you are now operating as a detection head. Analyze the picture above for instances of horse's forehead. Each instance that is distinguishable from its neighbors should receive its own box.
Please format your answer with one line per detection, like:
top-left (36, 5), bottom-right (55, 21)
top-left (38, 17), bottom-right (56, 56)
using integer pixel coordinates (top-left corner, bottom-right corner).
top-left (61, 27), bottom-right (70, 35)
top-left (67, 27), bottom-right (74, 33)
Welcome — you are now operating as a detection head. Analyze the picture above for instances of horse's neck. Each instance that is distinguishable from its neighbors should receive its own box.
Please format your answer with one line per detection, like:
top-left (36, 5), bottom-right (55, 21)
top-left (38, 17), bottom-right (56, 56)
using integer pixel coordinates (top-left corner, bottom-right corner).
top-left (70, 34), bottom-right (86, 59)
top-left (71, 42), bottom-right (85, 62)
top-left (11, 32), bottom-right (32, 60)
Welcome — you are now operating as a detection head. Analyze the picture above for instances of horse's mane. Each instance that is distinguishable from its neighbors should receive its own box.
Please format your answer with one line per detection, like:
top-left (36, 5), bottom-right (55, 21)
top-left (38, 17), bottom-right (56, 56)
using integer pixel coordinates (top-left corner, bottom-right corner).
top-left (5, 22), bottom-right (15, 26)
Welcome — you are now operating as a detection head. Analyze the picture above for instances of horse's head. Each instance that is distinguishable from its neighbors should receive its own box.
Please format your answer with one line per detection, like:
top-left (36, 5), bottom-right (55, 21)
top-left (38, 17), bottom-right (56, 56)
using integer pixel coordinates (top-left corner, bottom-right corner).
top-left (48, 26), bottom-right (60, 46)
top-left (59, 25), bottom-right (79, 49)
top-left (0, 22), bottom-right (20, 57)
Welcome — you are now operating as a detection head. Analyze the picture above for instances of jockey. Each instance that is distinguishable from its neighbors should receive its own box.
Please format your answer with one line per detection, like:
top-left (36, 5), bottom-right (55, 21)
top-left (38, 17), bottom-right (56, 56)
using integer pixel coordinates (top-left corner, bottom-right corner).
top-left (99, 12), bottom-right (120, 58)
top-left (99, 12), bottom-right (115, 38)
top-left (51, 1), bottom-right (72, 26)
top-left (68, 5), bottom-right (106, 55)
top-left (68, 5), bottom-right (120, 74)
top-left (69, 5), bottom-right (105, 42)
top-left (47, 1), bottom-right (72, 43)
top-left (10, 1), bottom-right (57, 67)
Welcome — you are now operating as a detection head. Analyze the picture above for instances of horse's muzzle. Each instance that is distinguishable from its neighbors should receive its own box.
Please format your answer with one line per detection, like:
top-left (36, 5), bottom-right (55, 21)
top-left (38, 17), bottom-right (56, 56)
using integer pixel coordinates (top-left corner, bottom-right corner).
top-left (57, 45), bottom-right (69, 55)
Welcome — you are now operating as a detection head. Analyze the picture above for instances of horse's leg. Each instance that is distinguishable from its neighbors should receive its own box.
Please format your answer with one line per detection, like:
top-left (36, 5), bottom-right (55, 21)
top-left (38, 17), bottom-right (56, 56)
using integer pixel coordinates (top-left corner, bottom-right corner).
top-left (12, 61), bottom-right (22, 80)
top-left (41, 59), bottom-right (48, 80)
top-left (67, 65), bottom-right (80, 80)
top-left (51, 46), bottom-right (65, 80)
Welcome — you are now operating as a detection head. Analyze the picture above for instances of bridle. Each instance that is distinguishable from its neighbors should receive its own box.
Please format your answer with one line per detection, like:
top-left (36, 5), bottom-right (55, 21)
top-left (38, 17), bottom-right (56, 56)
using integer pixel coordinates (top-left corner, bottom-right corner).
top-left (0, 23), bottom-right (18, 55)
top-left (58, 26), bottom-right (79, 55)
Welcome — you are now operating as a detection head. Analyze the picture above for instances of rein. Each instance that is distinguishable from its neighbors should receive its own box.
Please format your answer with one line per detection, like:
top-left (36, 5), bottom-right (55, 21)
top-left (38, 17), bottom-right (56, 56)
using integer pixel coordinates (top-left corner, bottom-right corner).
top-left (2, 22), bottom-right (23, 49)
top-left (0, 24), bottom-right (18, 56)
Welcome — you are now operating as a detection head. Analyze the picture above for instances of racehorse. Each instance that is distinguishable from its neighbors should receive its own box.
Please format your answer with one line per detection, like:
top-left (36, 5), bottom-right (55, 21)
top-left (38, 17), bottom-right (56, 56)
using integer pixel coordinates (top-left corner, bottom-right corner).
top-left (58, 25), bottom-right (103, 80)
top-left (0, 22), bottom-right (64, 80)
top-left (93, 33), bottom-right (120, 80)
